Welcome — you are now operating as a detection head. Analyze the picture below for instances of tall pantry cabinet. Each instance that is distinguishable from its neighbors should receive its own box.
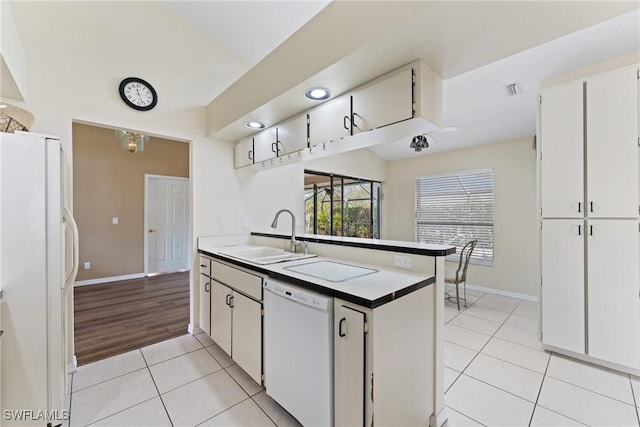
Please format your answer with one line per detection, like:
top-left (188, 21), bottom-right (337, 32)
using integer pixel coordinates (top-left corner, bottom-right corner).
top-left (539, 65), bottom-right (640, 374)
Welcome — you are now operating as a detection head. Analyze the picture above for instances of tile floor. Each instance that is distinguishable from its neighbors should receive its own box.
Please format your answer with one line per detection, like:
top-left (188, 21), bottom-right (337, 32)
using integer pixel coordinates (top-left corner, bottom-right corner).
top-left (65, 287), bottom-right (640, 427)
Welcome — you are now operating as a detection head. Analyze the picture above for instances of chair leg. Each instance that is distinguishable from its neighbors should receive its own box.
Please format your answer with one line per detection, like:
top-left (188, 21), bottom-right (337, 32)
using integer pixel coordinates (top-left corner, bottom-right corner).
top-left (463, 280), bottom-right (467, 308)
top-left (455, 282), bottom-right (460, 311)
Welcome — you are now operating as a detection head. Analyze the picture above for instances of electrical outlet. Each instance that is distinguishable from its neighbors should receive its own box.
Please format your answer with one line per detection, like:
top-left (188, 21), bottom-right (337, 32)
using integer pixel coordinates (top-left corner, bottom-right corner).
top-left (393, 255), bottom-right (412, 270)
top-left (83, 261), bottom-right (91, 270)
top-left (242, 218), bottom-right (252, 229)
top-left (112, 217), bottom-right (119, 225)
top-left (219, 218), bottom-right (229, 230)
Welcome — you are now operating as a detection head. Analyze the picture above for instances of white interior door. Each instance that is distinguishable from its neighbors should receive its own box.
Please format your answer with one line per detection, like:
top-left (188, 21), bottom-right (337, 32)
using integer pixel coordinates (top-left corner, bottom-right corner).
top-left (146, 175), bottom-right (189, 274)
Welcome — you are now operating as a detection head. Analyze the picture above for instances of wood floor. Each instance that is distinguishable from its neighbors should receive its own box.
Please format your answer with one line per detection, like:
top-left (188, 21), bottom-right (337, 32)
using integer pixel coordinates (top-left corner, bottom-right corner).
top-left (74, 272), bottom-right (190, 366)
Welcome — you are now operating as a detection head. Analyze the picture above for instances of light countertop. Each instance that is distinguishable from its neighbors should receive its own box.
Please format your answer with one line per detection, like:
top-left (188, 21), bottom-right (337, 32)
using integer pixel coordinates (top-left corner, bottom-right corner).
top-left (198, 243), bottom-right (435, 308)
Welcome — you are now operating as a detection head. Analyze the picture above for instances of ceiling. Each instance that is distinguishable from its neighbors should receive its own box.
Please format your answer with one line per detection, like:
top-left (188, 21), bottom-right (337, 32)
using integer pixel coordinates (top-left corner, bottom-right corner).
top-left (6, 1), bottom-right (640, 162)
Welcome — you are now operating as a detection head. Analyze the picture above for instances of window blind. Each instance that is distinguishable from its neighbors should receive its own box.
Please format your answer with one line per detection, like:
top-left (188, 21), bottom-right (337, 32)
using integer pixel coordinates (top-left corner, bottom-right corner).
top-left (416, 168), bottom-right (494, 263)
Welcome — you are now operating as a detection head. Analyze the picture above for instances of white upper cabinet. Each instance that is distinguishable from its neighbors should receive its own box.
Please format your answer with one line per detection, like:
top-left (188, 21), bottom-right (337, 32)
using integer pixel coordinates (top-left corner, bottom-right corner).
top-left (586, 67), bottom-right (639, 218)
top-left (540, 82), bottom-right (584, 218)
top-left (351, 68), bottom-right (414, 134)
top-left (234, 136), bottom-right (254, 169)
top-left (308, 95), bottom-right (351, 147)
top-left (253, 127), bottom-right (278, 163)
top-left (277, 114), bottom-right (308, 155)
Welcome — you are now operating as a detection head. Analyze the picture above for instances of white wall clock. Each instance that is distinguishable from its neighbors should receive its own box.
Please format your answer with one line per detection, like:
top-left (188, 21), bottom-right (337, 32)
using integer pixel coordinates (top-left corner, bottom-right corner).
top-left (119, 77), bottom-right (158, 111)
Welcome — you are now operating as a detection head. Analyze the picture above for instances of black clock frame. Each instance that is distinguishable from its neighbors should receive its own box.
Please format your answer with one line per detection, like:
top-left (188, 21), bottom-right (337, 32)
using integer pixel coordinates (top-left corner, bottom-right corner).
top-left (119, 77), bottom-right (158, 111)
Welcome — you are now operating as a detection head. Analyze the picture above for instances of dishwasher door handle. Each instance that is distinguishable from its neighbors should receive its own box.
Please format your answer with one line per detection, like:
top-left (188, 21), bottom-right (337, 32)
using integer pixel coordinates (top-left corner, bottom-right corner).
top-left (338, 317), bottom-right (346, 337)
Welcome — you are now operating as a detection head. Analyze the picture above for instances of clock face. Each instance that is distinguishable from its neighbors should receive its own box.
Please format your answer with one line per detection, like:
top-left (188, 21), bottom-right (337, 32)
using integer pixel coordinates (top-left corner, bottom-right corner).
top-left (119, 77), bottom-right (158, 111)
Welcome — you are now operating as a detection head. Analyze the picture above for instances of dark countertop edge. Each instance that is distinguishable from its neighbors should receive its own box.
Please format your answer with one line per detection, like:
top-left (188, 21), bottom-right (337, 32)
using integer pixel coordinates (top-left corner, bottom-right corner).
top-left (250, 232), bottom-right (456, 257)
top-left (198, 249), bottom-right (436, 309)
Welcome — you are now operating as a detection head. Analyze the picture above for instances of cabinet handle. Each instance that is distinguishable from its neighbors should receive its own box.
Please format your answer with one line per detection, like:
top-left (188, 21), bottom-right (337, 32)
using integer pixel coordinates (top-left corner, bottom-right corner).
top-left (590, 201), bottom-right (594, 213)
top-left (200, 264), bottom-right (207, 268)
top-left (225, 294), bottom-right (231, 305)
top-left (229, 295), bottom-right (234, 308)
top-left (352, 112), bottom-right (361, 130)
top-left (343, 115), bottom-right (350, 131)
top-left (338, 317), bottom-right (346, 337)
top-left (589, 225), bottom-right (593, 236)
top-left (578, 225), bottom-right (581, 236)
top-left (578, 202), bottom-right (581, 213)
top-left (248, 150), bottom-right (253, 161)
top-left (271, 142), bottom-right (277, 154)
top-left (205, 282), bottom-right (210, 292)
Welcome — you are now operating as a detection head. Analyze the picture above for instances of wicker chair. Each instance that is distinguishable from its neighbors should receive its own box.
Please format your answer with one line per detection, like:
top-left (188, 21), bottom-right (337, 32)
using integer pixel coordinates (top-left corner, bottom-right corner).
top-left (445, 239), bottom-right (477, 311)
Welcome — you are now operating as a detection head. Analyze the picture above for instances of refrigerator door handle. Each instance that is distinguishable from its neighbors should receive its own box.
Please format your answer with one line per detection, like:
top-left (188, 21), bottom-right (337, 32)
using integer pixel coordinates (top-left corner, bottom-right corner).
top-left (63, 206), bottom-right (80, 287)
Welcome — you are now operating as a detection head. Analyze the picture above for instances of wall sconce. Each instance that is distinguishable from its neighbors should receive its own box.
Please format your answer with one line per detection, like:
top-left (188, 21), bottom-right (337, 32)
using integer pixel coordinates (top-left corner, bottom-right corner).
top-left (115, 130), bottom-right (149, 153)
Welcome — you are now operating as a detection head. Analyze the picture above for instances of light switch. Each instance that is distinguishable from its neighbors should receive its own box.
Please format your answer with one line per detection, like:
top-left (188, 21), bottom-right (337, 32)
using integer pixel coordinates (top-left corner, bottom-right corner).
top-left (242, 218), bottom-right (252, 229)
top-left (112, 217), bottom-right (119, 225)
top-left (219, 218), bottom-right (229, 230)
top-left (83, 261), bottom-right (91, 270)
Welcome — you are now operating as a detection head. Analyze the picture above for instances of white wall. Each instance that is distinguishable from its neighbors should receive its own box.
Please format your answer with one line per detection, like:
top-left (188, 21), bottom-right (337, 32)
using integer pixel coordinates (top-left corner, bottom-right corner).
top-left (386, 137), bottom-right (539, 297)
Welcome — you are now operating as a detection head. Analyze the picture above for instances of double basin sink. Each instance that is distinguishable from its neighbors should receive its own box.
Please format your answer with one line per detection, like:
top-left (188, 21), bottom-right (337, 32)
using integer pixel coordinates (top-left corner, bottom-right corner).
top-left (218, 246), bottom-right (316, 265)
top-left (217, 245), bottom-right (379, 282)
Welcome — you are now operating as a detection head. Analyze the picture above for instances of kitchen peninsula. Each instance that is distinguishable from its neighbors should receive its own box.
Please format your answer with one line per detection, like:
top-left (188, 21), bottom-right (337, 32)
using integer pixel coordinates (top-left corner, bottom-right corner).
top-left (198, 233), bottom-right (455, 427)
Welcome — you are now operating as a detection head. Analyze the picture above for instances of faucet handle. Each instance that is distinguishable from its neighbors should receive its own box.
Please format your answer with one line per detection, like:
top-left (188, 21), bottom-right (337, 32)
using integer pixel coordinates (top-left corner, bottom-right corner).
top-left (302, 241), bottom-right (309, 255)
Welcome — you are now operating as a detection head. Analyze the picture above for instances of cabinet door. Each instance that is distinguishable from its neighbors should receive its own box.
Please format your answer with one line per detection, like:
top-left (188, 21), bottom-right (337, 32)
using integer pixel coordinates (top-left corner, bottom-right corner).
top-left (210, 281), bottom-right (232, 356)
top-left (308, 95), bottom-right (351, 146)
top-left (334, 304), bottom-right (366, 427)
top-left (541, 219), bottom-right (585, 354)
top-left (540, 82), bottom-right (584, 218)
top-left (199, 274), bottom-right (211, 336)
top-left (586, 67), bottom-right (639, 218)
top-left (587, 219), bottom-right (640, 369)
top-left (234, 137), bottom-right (254, 169)
top-left (231, 292), bottom-right (263, 384)
top-left (352, 68), bottom-right (414, 133)
top-left (253, 128), bottom-right (278, 163)
top-left (277, 114), bottom-right (308, 155)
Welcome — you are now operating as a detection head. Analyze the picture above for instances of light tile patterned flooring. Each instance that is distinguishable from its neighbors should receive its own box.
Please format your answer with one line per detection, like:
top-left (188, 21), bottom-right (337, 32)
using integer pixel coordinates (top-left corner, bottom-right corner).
top-left (66, 287), bottom-right (640, 427)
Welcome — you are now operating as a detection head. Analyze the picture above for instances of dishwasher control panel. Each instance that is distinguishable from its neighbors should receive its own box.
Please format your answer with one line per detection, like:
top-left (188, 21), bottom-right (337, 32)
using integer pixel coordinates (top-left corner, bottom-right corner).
top-left (264, 280), bottom-right (332, 311)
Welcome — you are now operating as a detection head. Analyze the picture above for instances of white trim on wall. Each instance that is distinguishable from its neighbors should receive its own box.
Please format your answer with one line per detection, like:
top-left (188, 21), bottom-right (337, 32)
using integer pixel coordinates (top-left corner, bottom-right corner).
top-left (74, 273), bottom-right (145, 287)
top-left (464, 283), bottom-right (538, 302)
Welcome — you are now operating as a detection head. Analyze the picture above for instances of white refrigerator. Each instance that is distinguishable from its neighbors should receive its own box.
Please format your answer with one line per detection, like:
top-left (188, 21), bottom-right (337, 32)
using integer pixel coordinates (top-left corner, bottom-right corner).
top-left (0, 131), bottom-right (79, 426)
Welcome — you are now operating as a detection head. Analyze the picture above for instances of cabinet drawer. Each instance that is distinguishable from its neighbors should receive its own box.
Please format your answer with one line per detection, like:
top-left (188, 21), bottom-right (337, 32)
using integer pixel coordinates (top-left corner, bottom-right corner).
top-left (212, 260), bottom-right (263, 300)
top-left (199, 256), bottom-right (212, 276)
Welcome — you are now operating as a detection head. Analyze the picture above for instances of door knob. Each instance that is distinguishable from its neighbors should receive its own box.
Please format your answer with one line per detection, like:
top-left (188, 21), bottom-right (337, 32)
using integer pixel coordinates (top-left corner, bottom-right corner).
top-left (149, 228), bottom-right (156, 233)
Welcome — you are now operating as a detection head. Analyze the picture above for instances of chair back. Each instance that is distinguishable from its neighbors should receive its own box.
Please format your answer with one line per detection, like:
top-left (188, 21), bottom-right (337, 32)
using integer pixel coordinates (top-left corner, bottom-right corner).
top-left (455, 239), bottom-right (478, 282)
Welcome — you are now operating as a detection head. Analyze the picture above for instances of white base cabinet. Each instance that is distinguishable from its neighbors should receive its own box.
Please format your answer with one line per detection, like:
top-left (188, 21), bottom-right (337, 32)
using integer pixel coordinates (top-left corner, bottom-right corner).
top-left (198, 256), bottom-right (212, 336)
top-left (210, 260), bottom-right (264, 384)
top-left (334, 284), bottom-right (436, 426)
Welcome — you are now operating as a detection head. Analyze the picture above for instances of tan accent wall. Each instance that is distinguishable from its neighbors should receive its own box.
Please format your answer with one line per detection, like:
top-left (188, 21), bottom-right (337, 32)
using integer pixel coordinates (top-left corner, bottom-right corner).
top-left (73, 123), bottom-right (189, 281)
top-left (386, 137), bottom-right (539, 297)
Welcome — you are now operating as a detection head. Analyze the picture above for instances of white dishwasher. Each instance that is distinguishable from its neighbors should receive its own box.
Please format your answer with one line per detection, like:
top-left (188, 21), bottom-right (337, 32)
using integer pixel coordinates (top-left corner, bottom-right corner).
top-left (264, 279), bottom-right (334, 426)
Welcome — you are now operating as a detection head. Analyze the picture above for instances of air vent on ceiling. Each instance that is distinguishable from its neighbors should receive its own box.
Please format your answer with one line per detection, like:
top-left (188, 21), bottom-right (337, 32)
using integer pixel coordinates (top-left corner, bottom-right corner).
top-left (503, 82), bottom-right (523, 97)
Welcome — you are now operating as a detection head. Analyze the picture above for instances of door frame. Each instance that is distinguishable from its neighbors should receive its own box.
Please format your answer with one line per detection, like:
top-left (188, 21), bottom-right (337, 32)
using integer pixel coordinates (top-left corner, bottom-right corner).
top-left (144, 174), bottom-right (191, 276)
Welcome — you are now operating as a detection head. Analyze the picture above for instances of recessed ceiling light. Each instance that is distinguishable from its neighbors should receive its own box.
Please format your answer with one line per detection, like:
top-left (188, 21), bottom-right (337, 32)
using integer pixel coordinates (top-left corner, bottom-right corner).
top-left (244, 121), bottom-right (265, 129)
top-left (304, 87), bottom-right (332, 101)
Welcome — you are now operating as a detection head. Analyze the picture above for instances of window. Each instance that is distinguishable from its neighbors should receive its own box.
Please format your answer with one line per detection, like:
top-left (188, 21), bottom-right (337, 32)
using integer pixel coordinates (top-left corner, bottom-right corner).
top-left (416, 168), bottom-right (494, 264)
top-left (304, 170), bottom-right (381, 238)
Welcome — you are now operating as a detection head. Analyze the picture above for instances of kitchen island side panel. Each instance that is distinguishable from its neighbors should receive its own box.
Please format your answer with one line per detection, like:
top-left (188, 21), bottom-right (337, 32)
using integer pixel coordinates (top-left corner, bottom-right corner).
top-left (372, 284), bottom-right (435, 426)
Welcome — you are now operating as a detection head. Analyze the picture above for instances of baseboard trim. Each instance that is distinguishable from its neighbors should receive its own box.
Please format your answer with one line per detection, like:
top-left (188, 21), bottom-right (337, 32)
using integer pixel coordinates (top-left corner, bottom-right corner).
top-left (67, 355), bottom-right (78, 374)
top-left (74, 273), bottom-right (146, 287)
top-left (462, 283), bottom-right (538, 302)
top-left (542, 343), bottom-right (640, 376)
top-left (189, 323), bottom-right (203, 335)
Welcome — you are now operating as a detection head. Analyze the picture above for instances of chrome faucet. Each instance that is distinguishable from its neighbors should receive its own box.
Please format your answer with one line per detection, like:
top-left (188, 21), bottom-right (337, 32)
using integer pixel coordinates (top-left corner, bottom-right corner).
top-left (270, 209), bottom-right (300, 253)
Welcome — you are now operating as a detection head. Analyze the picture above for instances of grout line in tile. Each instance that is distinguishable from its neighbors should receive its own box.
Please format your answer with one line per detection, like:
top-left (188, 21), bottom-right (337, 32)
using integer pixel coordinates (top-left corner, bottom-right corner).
top-left (70, 366), bottom-right (149, 394)
top-left (445, 406), bottom-right (488, 427)
top-left (532, 404), bottom-right (590, 427)
top-left (194, 396), bottom-right (254, 427)
top-left (444, 369), bottom-right (463, 394)
top-left (81, 396), bottom-right (160, 427)
top-left (527, 347), bottom-right (551, 426)
top-left (223, 364), bottom-right (263, 397)
top-left (250, 394), bottom-right (282, 427)
top-left (141, 349), bottom-right (174, 427)
top-left (631, 375), bottom-right (640, 425)
top-left (459, 372), bottom-right (537, 405)
top-left (144, 345), bottom-right (207, 367)
top-left (68, 371), bottom-right (74, 427)
top-left (543, 370), bottom-right (640, 408)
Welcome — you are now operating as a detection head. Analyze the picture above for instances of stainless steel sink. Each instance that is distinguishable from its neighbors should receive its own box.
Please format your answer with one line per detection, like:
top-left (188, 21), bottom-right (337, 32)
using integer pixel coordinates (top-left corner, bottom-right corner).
top-left (218, 246), bottom-right (316, 265)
